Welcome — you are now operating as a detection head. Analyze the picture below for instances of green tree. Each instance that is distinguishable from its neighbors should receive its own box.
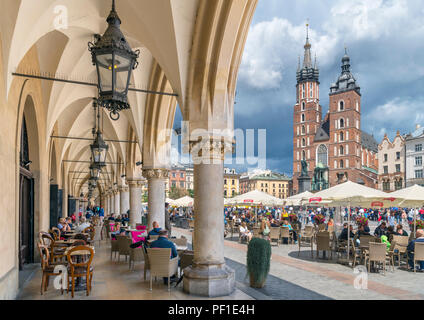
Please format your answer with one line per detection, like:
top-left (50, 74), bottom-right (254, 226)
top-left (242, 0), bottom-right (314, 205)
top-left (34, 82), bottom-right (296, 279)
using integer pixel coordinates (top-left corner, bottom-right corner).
top-left (188, 189), bottom-right (194, 198)
top-left (169, 186), bottom-right (188, 199)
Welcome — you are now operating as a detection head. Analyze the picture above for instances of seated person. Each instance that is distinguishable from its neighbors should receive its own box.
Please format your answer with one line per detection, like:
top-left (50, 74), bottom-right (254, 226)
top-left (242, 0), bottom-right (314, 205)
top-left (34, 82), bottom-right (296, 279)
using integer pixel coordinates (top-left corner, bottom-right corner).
top-left (338, 223), bottom-right (354, 241)
top-left (270, 219), bottom-right (280, 227)
top-left (66, 217), bottom-right (74, 230)
top-left (57, 218), bottom-right (65, 231)
top-left (75, 217), bottom-right (91, 233)
top-left (396, 224), bottom-right (408, 237)
top-left (150, 230), bottom-right (178, 284)
top-left (407, 229), bottom-right (424, 270)
top-left (111, 222), bottom-right (126, 240)
top-left (147, 221), bottom-right (162, 240)
top-left (108, 214), bottom-right (115, 221)
top-left (73, 233), bottom-right (88, 244)
top-left (239, 222), bottom-right (252, 242)
top-left (281, 220), bottom-right (296, 242)
top-left (374, 222), bottom-right (388, 237)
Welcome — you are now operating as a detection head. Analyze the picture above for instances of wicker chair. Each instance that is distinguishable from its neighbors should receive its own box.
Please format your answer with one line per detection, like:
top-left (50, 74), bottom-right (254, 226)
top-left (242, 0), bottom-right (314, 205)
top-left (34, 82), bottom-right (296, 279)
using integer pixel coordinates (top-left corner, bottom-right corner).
top-left (413, 242), bottom-right (424, 273)
top-left (116, 235), bottom-right (132, 262)
top-left (172, 237), bottom-right (188, 247)
top-left (149, 235), bottom-right (159, 241)
top-left (365, 242), bottom-right (390, 274)
top-left (316, 232), bottom-right (332, 259)
top-left (391, 235), bottom-right (409, 266)
top-left (110, 238), bottom-right (119, 260)
top-left (129, 247), bottom-right (144, 270)
top-left (179, 250), bottom-right (194, 277)
top-left (146, 248), bottom-right (179, 291)
top-left (141, 246), bottom-right (150, 280)
top-left (66, 245), bottom-right (94, 298)
top-left (298, 227), bottom-right (314, 257)
top-left (280, 226), bottom-right (292, 245)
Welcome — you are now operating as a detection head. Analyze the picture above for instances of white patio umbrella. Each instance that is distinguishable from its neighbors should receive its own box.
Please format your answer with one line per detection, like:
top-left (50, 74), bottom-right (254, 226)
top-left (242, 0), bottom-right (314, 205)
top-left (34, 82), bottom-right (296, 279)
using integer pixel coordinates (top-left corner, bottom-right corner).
top-left (390, 184), bottom-right (424, 237)
top-left (285, 191), bottom-right (314, 206)
top-left (166, 198), bottom-right (177, 206)
top-left (174, 196), bottom-right (194, 207)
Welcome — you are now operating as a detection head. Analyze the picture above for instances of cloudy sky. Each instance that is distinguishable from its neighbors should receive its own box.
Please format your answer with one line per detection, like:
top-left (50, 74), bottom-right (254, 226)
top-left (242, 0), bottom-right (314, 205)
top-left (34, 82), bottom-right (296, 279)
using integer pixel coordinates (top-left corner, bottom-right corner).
top-left (174, 0), bottom-right (424, 175)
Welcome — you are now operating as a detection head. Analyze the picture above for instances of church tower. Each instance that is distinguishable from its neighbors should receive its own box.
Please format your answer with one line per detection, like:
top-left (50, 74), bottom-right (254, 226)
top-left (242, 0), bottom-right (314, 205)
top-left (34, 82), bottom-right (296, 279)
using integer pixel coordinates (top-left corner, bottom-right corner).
top-left (328, 49), bottom-right (362, 185)
top-left (293, 24), bottom-right (322, 194)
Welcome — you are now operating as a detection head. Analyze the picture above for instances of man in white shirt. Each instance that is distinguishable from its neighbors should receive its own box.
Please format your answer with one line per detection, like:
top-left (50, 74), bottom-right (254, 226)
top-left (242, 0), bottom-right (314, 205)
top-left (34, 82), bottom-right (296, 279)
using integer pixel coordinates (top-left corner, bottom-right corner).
top-left (75, 217), bottom-right (91, 233)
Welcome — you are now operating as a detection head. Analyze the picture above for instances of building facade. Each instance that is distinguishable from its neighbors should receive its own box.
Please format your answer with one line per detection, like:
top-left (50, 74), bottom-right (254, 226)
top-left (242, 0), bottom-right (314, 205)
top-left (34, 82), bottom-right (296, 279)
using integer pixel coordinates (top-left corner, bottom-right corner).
top-left (224, 168), bottom-right (240, 198)
top-left (292, 30), bottom-right (378, 194)
top-left (378, 132), bottom-right (405, 191)
top-left (405, 125), bottom-right (424, 187)
top-left (239, 170), bottom-right (291, 199)
top-left (169, 166), bottom-right (187, 189)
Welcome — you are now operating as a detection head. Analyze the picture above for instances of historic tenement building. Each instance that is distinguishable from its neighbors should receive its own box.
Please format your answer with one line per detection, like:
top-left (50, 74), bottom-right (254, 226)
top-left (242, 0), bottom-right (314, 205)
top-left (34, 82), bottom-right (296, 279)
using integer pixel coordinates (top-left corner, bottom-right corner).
top-left (292, 29), bottom-right (378, 194)
top-left (405, 125), bottom-right (424, 187)
top-left (378, 132), bottom-right (405, 191)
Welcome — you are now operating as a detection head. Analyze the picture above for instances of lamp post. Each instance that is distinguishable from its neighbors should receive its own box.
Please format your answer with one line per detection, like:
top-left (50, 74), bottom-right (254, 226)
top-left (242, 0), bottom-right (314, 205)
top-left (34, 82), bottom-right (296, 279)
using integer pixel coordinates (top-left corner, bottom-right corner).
top-left (90, 99), bottom-right (109, 167)
top-left (88, 0), bottom-right (140, 120)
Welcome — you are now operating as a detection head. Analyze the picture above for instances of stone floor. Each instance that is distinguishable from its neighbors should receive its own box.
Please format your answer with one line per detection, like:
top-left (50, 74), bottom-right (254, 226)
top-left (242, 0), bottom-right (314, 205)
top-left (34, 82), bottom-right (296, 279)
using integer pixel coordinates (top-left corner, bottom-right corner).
top-left (17, 224), bottom-right (424, 300)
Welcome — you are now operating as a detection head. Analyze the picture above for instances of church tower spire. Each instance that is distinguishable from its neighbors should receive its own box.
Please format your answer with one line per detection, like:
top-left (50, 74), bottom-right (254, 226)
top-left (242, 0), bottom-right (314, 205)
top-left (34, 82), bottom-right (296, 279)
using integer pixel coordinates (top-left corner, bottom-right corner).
top-left (297, 21), bottom-right (319, 84)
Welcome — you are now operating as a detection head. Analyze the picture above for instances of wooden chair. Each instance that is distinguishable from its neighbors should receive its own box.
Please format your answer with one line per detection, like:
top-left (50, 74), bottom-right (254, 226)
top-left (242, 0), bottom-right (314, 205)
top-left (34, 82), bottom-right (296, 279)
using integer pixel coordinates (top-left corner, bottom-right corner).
top-left (83, 226), bottom-right (95, 241)
top-left (66, 245), bottom-right (94, 298)
top-left (146, 248), bottom-right (179, 291)
top-left (365, 242), bottom-right (390, 274)
top-left (280, 227), bottom-right (292, 245)
top-left (413, 242), bottom-right (424, 273)
top-left (316, 232), bottom-right (332, 259)
top-left (37, 243), bottom-right (65, 295)
top-left (116, 235), bottom-right (132, 262)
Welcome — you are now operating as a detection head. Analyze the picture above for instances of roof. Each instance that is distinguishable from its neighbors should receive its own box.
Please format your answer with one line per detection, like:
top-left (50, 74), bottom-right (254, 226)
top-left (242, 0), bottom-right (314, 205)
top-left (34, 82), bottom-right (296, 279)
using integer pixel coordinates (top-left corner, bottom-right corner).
top-left (314, 117), bottom-right (330, 142)
top-left (361, 131), bottom-right (378, 153)
top-left (247, 172), bottom-right (291, 181)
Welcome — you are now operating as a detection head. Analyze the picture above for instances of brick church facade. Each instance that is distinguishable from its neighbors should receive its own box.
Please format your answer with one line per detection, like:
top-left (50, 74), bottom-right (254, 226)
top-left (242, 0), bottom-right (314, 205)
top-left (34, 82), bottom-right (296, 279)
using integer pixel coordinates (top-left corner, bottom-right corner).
top-left (292, 29), bottom-right (378, 194)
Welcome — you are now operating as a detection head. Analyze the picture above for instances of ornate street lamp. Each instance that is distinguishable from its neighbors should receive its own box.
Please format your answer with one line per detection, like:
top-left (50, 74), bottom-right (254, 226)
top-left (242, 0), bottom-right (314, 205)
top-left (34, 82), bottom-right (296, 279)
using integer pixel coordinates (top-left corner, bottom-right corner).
top-left (88, 0), bottom-right (140, 120)
top-left (90, 100), bottom-right (109, 168)
top-left (89, 163), bottom-right (101, 181)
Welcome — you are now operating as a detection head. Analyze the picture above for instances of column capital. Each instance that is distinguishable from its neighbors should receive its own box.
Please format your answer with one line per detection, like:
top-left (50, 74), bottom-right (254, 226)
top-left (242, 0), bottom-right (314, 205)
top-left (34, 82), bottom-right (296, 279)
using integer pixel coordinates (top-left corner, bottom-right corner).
top-left (142, 168), bottom-right (169, 180)
top-left (189, 136), bottom-right (233, 164)
top-left (127, 179), bottom-right (145, 188)
top-left (118, 185), bottom-right (129, 193)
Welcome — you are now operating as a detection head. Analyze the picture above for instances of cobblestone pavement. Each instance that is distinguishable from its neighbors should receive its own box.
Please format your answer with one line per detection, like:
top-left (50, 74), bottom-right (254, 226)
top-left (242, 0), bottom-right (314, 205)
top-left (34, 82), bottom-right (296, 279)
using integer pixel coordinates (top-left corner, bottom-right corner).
top-left (174, 227), bottom-right (424, 300)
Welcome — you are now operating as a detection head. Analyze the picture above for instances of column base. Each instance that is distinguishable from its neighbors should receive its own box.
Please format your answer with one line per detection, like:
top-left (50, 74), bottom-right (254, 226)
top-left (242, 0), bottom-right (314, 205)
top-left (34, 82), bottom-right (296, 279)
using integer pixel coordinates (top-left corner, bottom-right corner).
top-left (183, 263), bottom-right (235, 297)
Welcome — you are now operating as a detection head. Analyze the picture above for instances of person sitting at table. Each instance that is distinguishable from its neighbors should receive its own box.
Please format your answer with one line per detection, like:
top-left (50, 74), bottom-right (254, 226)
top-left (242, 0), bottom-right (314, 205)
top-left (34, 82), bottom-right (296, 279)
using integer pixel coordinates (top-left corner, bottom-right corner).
top-left (147, 221), bottom-right (162, 240)
top-left (386, 225), bottom-right (397, 243)
top-left (239, 222), bottom-right (252, 243)
top-left (338, 223), bottom-right (354, 241)
top-left (57, 218), bottom-right (65, 231)
top-left (111, 222), bottom-right (126, 240)
top-left (396, 224), bottom-right (408, 237)
top-left (73, 233), bottom-right (88, 244)
top-left (374, 221), bottom-right (388, 237)
top-left (407, 229), bottom-right (424, 271)
top-left (270, 219), bottom-right (279, 227)
top-left (281, 219), bottom-right (297, 243)
top-left (75, 217), bottom-right (91, 233)
top-left (66, 217), bottom-right (74, 230)
top-left (150, 230), bottom-right (179, 284)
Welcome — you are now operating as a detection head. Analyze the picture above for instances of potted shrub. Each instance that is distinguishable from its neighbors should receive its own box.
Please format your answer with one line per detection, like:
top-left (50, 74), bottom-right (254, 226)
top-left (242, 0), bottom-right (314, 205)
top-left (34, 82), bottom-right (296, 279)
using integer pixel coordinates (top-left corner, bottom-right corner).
top-left (313, 214), bottom-right (325, 225)
top-left (247, 238), bottom-right (271, 288)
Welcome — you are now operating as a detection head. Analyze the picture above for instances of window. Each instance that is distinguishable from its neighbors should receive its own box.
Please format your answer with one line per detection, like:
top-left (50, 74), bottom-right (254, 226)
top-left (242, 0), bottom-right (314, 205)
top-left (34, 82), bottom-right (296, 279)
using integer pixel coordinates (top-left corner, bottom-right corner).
top-left (384, 154), bottom-right (388, 162)
top-left (415, 170), bottom-right (423, 179)
top-left (172, 182), bottom-right (176, 187)
top-left (339, 101), bottom-right (344, 111)
top-left (232, 190), bottom-right (235, 196)
top-left (383, 166), bottom-right (388, 174)
top-left (302, 150), bottom-right (306, 160)
top-left (396, 164), bottom-right (401, 173)
top-left (339, 118), bottom-right (345, 128)
top-left (395, 179), bottom-right (402, 190)
top-left (302, 125), bottom-right (305, 134)
top-left (340, 132), bottom-right (344, 141)
top-left (340, 146), bottom-right (344, 156)
top-left (415, 156), bottom-right (422, 166)
top-left (180, 182), bottom-right (184, 188)
top-left (302, 138), bottom-right (306, 147)
top-left (301, 102), bottom-right (305, 111)
top-left (356, 101), bottom-right (359, 111)
top-left (383, 181), bottom-right (390, 191)
top-left (317, 144), bottom-right (328, 166)
top-left (224, 190), bottom-right (227, 196)
top-left (340, 160), bottom-right (344, 168)
top-left (180, 173), bottom-right (184, 178)
top-left (301, 113), bottom-right (305, 122)
top-left (224, 179), bottom-right (227, 185)
top-left (172, 173), bottom-right (176, 178)
top-left (232, 180), bottom-right (235, 185)
top-left (416, 144), bottom-right (423, 152)
top-left (396, 152), bottom-right (401, 160)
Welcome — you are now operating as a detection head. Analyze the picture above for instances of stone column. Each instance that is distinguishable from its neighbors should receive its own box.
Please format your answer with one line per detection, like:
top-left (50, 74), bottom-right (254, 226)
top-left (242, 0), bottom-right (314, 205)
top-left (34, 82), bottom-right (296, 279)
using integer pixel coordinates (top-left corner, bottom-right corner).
top-left (119, 186), bottom-right (130, 215)
top-left (128, 179), bottom-right (144, 227)
top-left (110, 190), bottom-right (115, 215)
top-left (114, 188), bottom-right (120, 215)
top-left (183, 139), bottom-right (235, 297)
top-left (142, 169), bottom-right (169, 230)
top-left (103, 193), bottom-right (108, 216)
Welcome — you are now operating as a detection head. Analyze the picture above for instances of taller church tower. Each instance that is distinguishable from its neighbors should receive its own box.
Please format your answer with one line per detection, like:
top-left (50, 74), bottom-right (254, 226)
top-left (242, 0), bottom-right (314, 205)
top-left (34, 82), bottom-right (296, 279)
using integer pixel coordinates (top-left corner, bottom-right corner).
top-left (292, 25), bottom-right (322, 194)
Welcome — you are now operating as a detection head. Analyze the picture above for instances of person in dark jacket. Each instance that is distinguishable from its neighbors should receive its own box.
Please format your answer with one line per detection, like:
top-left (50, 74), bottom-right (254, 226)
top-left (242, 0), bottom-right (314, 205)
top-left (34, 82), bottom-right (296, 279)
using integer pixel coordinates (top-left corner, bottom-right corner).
top-left (395, 224), bottom-right (408, 237)
top-left (407, 229), bottom-right (424, 270)
top-left (147, 221), bottom-right (162, 240)
top-left (374, 222), bottom-right (388, 237)
top-left (150, 230), bottom-right (178, 284)
top-left (338, 223), bottom-right (354, 241)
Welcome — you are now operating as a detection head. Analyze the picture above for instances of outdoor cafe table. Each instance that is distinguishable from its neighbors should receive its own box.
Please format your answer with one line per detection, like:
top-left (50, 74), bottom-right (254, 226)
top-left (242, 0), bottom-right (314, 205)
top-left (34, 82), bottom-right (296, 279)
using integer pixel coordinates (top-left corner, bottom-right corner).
top-left (65, 246), bottom-right (95, 292)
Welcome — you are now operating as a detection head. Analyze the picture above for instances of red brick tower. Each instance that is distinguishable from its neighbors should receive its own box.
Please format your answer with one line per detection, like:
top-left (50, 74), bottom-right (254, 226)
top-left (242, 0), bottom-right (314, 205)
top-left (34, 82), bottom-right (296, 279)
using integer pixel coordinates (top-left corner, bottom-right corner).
top-left (328, 49), bottom-right (362, 185)
top-left (292, 25), bottom-right (322, 194)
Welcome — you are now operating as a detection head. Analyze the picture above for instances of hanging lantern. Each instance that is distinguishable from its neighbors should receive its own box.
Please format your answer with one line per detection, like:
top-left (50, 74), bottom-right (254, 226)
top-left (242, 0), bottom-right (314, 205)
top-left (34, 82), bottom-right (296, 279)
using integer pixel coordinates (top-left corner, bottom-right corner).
top-left (88, 0), bottom-right (140, 120)
top-left (89, 163), bottom-right (101, 181)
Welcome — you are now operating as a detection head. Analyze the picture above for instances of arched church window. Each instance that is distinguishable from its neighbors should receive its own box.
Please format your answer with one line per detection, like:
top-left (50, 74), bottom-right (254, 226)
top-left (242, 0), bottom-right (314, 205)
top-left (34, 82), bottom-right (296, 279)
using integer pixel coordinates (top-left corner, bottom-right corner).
top-left (302, 125), bottom-right (306, 134)
top-left (317, 144), bottom-right (328, 166)
top-left (340, 159), bottom-right (344, 168)
top-left (302, 138), bottom-right (306, 147)
top-left (340, 145), bottom-right (344, 155)
top-left (301, 113), bottom-right (305, 122)
top-left (339, 101), bottom-right (344, 111)
top-left (340, 131), bottom-right (344, 141)
top-left (340, 118), bottom-right (345, 128)
top-left (302, 102), bottom-right (305, 111)
top-left (302, 150), bottom-right (306, 160)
